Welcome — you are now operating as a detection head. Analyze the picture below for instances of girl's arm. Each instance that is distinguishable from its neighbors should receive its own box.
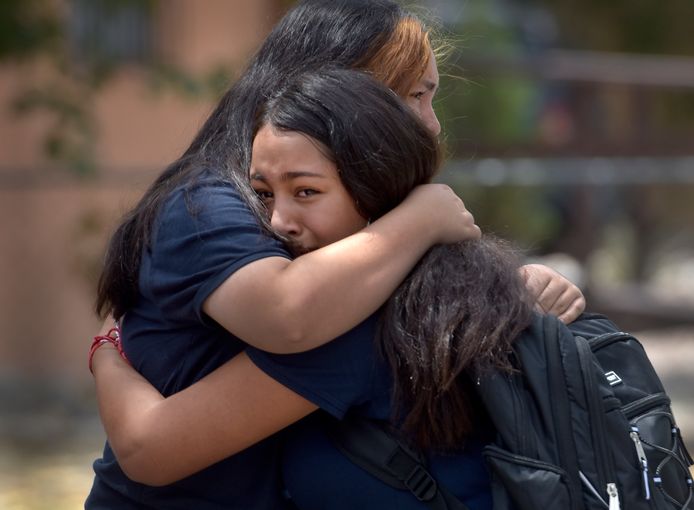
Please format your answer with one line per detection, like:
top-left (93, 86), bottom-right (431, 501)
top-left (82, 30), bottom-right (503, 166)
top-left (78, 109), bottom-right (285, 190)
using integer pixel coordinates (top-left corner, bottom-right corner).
top-left (204, 183), bottom-right (480, 354)
top-left (92, 342), bottom-right (317, 486)
top-left (92, 267), bottom-right (584, 487)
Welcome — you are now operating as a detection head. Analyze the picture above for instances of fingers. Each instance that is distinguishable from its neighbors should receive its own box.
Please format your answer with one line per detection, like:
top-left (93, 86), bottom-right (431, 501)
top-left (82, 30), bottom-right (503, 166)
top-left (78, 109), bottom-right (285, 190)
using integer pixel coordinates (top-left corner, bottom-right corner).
top-left (557, 295), bottom-right (586, 324)
top-left (521, 264), bottom-right (586, 323)
top-left (534, 277), bottom-right (563, 314)
top-left (426, 184), bottom-right (481, 243)
top-left (545, 283), bottom-right (586, 322)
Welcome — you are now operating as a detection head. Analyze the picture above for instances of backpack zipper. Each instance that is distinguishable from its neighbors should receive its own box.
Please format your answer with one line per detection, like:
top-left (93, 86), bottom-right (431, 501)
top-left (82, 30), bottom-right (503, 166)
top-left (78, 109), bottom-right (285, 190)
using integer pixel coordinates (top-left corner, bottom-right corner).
top-left (622, 393), bottom-right (670, 420)
top-left (607, 482), bottom-right (621, 510)
top-left (629, 425), bottom-right (651, 500)
top-left (575, 336), bottom-right (619, 509)
top-left (588, 332), bottom-right (634, 352)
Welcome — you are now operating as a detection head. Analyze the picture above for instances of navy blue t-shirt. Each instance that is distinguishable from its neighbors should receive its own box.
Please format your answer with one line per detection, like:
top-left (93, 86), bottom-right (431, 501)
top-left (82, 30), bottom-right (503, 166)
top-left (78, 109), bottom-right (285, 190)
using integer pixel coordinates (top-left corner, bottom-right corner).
top-left (86, 173), bottom-right (292, 510)
top-left (247, 317), bottom-right (494, 510)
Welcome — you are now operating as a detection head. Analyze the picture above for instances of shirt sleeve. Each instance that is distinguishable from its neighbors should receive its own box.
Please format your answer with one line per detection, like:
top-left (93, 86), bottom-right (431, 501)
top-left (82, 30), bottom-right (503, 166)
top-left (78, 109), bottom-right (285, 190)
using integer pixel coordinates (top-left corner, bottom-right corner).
top-left (142, 177), bottom-right (290, 324)
top-left (246, 316), bottom-right (380, 419)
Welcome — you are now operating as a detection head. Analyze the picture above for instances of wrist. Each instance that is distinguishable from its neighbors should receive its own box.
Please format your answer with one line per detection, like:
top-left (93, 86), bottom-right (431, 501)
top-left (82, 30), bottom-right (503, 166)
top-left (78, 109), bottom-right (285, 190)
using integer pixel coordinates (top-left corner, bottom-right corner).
top-left (389, 200), bottom-right (439, 246)
top-left (88, 327), bottom-right (129, 374)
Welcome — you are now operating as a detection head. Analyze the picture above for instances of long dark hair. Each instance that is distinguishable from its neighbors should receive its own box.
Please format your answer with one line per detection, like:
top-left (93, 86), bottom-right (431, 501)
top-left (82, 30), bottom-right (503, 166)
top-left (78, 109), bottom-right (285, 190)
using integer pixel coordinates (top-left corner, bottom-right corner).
top-left (379, 238), bottom-right (533, 450)
top-left (260, 67), bottom-right (533, 450)
top-left (96, 0), bottom-right (410, 319)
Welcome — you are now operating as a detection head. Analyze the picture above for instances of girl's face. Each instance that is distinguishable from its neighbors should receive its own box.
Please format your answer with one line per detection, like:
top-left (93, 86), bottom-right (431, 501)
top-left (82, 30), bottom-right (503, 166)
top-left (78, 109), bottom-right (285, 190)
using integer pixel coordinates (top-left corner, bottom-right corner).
top-left (250, 55), bottom-right (441, 254)
top-left (250, 125), bottom-right (367, 256)
top-left (403, 50), bottom-right (440, 137)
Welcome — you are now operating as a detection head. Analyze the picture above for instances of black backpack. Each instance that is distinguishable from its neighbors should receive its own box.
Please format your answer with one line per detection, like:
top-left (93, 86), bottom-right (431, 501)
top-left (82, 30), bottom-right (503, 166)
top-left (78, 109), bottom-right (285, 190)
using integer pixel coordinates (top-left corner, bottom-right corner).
top-left (329, 313), bottom-right (693, 510)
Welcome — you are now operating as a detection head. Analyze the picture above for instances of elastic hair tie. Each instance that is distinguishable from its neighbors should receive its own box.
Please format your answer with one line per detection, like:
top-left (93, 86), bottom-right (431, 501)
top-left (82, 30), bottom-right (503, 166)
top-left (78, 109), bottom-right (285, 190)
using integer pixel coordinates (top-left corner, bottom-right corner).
top-left (88, 326), bottom-right (129, 374)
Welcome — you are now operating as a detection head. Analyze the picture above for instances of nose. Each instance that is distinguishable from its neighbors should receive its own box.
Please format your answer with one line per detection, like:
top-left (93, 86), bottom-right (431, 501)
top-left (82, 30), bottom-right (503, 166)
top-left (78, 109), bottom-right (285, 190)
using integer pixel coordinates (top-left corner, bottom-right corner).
top-left (270, 201), bottom-right (301, 238)
top-left (423, 106), bottom-right (441, 137)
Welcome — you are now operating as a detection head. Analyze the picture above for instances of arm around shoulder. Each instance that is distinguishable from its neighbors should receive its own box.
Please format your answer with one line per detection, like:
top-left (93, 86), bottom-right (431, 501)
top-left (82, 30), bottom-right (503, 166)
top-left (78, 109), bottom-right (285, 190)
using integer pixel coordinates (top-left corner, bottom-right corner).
top-left (205, 183), bottom-right (480, 354)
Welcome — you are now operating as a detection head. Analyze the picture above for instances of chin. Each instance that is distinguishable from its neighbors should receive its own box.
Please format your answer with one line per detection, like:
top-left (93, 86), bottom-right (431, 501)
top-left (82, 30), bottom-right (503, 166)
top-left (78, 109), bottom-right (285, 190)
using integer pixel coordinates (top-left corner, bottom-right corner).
top-left (290, 246), bottom-right (313, 257)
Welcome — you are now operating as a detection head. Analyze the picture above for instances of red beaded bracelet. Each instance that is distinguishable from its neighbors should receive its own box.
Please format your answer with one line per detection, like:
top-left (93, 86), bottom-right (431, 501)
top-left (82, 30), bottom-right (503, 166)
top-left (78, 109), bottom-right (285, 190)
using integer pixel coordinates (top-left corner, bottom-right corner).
top-left (88, 326), bottom-right (129, 374)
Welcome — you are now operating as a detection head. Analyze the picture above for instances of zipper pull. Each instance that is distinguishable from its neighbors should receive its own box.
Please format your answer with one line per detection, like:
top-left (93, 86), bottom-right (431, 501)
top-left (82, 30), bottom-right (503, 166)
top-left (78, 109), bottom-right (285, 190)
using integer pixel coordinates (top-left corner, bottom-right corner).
top-left (630, 426), bottom-right (651, 499)
top-left (607, 482), bottom-right (621, 510)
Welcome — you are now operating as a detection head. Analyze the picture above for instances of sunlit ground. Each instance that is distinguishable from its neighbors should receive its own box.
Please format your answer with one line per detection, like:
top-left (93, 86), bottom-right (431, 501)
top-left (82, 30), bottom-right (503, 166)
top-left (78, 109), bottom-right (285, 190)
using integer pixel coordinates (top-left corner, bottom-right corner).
top-left (0, 448), bottom-right (100, 510)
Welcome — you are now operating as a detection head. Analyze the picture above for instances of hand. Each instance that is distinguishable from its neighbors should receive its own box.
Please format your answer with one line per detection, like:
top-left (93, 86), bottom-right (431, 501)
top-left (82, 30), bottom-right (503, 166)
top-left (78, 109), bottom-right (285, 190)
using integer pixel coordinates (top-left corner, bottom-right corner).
top-left (404, 184), bottom-right (481, 244)
top-left (520, 264), bottom-right (586, 324)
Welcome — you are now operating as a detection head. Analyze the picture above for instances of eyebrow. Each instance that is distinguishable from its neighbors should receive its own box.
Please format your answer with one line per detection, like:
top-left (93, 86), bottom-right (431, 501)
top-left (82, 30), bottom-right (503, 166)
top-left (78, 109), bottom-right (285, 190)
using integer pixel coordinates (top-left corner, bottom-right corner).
top-left (250, 170), bottom-right (328, 182)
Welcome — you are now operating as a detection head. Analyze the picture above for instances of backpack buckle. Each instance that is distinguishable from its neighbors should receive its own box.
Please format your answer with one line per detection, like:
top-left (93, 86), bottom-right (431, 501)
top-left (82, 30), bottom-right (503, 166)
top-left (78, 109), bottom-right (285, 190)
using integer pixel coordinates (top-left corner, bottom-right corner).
top-left (404, 464), bottom-right (438, 501)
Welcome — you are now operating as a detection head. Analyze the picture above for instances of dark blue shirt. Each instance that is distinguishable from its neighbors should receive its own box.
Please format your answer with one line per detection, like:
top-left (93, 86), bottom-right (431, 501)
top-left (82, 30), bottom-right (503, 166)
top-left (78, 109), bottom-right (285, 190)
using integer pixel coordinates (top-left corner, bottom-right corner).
top-left (86, 173), bottom-right (292, 510)
top-left (247, 317), bottom-right (493, 510)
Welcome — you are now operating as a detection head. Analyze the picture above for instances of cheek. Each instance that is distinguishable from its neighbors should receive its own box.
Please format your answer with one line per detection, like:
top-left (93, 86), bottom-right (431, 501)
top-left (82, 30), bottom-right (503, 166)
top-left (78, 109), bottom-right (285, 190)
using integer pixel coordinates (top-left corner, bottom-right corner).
top-left (317, 199), bottom-right (366, 243)
top-left (337, 203), bottom-right (368, 236)
top-left (404, 97), bottom-right (420, 115)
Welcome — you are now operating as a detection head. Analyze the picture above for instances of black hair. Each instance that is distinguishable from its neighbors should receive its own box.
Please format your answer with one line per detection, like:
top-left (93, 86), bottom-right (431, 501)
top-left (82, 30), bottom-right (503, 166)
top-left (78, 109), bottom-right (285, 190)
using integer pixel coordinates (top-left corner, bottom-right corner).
top-left (260, 67), bottom-right (533, 451)
top-left (257, 68), bottom-right (440, 220)
top-left (379, 238), bottom-right (533, 450)
top-left (96, 0), bottom-right (409, 319)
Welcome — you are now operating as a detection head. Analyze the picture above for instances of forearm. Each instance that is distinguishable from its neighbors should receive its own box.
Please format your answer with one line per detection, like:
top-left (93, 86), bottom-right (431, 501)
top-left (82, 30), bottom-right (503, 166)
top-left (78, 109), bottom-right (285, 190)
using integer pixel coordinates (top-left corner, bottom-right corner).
top-left (205, 183), bottom-right (479, 353)
top-left (92, 349), bottom-right (316, 486)
top-left (92, 347), bottom-right (166, 478)
top-left (263, 208), bottom-right (440, 350)
top-left (208, 206), bottom-right (439, 353)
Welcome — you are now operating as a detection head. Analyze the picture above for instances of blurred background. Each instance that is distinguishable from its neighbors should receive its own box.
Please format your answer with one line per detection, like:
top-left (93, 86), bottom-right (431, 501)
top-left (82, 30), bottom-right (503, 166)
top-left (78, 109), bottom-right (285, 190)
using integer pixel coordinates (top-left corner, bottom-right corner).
top-left (0, 0), bottom-right (692, 508)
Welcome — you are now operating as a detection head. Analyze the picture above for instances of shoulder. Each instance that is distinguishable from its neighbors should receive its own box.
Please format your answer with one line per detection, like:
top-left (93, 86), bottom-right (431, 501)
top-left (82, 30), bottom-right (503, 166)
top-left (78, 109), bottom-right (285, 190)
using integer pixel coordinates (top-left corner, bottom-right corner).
top-left (153, 169), bottom-right (271, 244)
top-left (141, 168), bottom-right (289, 320)
top-left (246, 316), bottom-right (381, 419)
top-left (163, 171), bottom-right (248, 223)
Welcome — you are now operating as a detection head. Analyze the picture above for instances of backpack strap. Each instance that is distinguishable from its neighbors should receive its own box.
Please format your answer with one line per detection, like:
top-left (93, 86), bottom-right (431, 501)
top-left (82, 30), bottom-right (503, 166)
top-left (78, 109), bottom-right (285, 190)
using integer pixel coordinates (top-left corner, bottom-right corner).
top-left (326, 414), bottom-right (471, 510)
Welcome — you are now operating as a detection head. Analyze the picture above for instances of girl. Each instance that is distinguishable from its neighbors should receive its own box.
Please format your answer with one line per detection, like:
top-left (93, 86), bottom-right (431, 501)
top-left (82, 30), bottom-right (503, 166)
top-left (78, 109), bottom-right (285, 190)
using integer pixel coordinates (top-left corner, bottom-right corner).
top-left (244, 68), bottom-right (534, 509)
top-left (93, 66), bottom-right (560, 509)
top-left (87, 3), bottom-right (478, 507)
top-left (88, 1), bottom-right (584, 508)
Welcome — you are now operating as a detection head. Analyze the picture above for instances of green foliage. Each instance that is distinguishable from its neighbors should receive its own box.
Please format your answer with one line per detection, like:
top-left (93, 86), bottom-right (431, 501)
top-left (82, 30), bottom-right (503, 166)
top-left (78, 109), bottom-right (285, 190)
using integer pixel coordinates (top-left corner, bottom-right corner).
top-left (2, 0), bottom-right (233, 176)
top-left (438, 76), bottom-right (536, 153)
top-left (0, 0), bottom-right (61, 60)
top-left (536, 0), bottom-right (694, 55)
top-left (441, 178), bottom-right (561, 252)
top-left (430, 0), bottom-right (694, 248)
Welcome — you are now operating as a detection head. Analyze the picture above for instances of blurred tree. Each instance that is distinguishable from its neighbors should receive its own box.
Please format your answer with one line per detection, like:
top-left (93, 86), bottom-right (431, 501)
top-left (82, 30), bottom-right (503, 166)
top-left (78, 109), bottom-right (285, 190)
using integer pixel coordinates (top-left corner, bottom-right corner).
top-left (429, 0), bottom-right (694, 267)
top-left (535, 0), bottom-right (694, 55)
top-left (2, 0), bottom-right (235, 176)
top-left (0, 0), bottom-right (61, 60)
